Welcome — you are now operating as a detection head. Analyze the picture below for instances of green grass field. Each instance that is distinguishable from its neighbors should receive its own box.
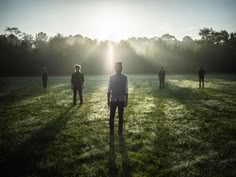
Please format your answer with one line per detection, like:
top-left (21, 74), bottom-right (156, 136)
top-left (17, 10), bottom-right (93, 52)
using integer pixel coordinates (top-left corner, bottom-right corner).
top-left (0, 75), bottom-right (236, 177)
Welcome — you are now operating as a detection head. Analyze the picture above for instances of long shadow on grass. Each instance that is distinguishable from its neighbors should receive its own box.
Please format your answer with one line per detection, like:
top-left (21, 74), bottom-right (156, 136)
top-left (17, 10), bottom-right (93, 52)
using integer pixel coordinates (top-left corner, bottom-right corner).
top-left (108, 135), bottom-right (131, 177)
top-left (109, 135), bottom-right (117, 177)
top-left (0, 84), bottom-right (71, 140)
top-left (152, 82), bottom-right (236, 177)
top-left (1, 105), bottom-right (76, 177)
top-left (119, 136), bottom-right (132, 177)
top-left (0, 83), bottom-right (68, 106)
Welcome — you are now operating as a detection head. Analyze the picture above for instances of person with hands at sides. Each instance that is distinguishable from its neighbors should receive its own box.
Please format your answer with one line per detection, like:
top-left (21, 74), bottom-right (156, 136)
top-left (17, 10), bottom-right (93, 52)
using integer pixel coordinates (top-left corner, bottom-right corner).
top-left (71, 64), bottom-right (84, 105)
top-left (107, 62), bottom-right (128, 135)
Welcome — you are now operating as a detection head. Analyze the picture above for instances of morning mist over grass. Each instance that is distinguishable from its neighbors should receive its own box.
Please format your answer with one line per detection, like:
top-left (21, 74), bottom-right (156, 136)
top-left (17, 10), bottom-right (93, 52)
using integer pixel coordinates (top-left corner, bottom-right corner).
top-left (0, 27), bottom-right (236, 75)
top-left (0, 0), bottom-right (236, 177)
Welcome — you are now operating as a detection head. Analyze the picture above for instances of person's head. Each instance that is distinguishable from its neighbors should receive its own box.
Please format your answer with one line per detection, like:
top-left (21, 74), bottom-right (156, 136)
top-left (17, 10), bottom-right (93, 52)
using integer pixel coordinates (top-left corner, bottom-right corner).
top-left (114, 62), bottom-right (123, 74)
top-left (74, 64), bottom-right (81, 72)
top-left (200, 66), bottom-right (203, 69)
top-left (42, 66), bottom-right (47, 72)
top-left (161, 66), bottom-right (164, 70)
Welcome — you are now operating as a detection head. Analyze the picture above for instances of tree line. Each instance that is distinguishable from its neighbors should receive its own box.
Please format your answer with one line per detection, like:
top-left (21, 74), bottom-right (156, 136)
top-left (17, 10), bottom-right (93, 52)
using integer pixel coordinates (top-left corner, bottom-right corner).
top-left (0, 27), bottom-right (235, 76)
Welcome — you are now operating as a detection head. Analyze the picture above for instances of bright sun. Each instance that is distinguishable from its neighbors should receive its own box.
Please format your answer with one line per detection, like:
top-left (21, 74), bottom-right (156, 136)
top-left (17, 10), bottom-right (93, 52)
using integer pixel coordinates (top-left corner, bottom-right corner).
top-left (93, 13), bottom-right (129, 41)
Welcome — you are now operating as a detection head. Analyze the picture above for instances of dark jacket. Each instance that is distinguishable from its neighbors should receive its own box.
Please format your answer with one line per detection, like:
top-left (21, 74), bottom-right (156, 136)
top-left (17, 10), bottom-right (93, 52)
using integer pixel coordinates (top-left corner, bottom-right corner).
top-left (198, 69), bottom-right (205, 78)
top-left (159, 70), bottom-right (165, 81)
top-left (42, 71), bottom-right (48, 81)
top-left (71, 71), bottom-right (84, 89)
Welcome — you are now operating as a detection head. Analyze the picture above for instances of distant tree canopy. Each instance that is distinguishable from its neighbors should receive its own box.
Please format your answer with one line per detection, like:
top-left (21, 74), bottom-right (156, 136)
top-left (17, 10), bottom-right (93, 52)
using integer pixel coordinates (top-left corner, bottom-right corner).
top-left (0, 27), bottom-right (235, 76)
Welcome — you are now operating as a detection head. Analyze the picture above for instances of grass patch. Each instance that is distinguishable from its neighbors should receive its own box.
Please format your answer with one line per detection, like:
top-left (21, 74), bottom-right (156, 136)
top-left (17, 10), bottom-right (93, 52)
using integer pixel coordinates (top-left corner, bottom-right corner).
top-left (0, 75), bottom-right (235, 177)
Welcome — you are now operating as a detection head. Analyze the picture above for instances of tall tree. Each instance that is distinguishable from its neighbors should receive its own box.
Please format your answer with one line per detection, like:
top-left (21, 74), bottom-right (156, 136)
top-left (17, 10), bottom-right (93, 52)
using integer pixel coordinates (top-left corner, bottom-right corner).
top-left (5, 27), bottom-right (22, 38)
top-left (199, 28), bottom-right (215, 44)
top-left (182, 36), bottom-right (193, 42)
top-left (161, 34), bottom-right (176, 41)
top-left (35, 32), bottom-right (48, 48)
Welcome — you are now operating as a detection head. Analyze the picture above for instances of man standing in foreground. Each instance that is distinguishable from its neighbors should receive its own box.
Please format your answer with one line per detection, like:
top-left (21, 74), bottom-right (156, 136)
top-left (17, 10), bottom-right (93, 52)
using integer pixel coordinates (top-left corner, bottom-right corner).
top-left (107, 62), bottom-right (128, 135)
top-left (198, 66), bottom-right (205, 88)
top-left (71, 64), bottom-right (84, 105)
top-left (159, 67), bottom-right (165, 90)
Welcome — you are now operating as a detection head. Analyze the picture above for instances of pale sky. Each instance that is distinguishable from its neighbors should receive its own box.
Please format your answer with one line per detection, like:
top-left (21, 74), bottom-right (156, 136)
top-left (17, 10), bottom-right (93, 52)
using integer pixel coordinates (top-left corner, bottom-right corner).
top-left (0, 0), bottom-right (235, 41)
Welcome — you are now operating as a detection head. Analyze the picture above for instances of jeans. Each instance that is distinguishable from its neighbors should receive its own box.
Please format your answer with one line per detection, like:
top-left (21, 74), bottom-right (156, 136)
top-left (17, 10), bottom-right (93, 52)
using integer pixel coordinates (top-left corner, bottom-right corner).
top-left (73, 88), bottom-right (83, 104)
top-left (160, 80), bottom-right (165, 89)
top-left (109, 101), bottom-right (125, 135)
top-left (199, 77), bottom-right (204, 88)
top-left (42, 79), bottom-right (47, 89)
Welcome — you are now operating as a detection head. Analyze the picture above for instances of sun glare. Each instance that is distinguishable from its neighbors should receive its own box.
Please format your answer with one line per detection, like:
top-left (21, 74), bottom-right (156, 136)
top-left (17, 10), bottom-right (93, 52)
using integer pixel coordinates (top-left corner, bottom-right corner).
top-left (93, 12), bottom-right (129, 41)
top-left (106, 43), bottom-right (114, 73)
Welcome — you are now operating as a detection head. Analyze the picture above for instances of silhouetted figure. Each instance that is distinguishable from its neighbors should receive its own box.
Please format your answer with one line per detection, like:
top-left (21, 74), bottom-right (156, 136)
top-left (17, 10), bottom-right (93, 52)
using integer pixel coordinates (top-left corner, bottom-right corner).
top-left (159, 67), bottom-right (165, 89)
top-left (41, 66), bottom-right (48, 89)
top-left (108, 62), bottom-right (128, 135)
top-left (198, 66), bottom-right (205, 88)
top-left (71, 64), bottom-right (84, 105)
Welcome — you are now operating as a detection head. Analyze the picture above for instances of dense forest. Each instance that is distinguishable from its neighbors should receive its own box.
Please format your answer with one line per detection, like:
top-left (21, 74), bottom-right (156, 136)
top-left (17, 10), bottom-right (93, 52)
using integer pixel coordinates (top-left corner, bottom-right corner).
top-left (0, 27), bottom-right (235, 75)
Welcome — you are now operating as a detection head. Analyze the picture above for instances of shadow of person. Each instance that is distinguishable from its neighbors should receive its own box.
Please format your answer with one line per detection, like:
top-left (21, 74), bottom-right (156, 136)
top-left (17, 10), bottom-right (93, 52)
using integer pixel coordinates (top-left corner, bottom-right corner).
top-left (1, 105), bottom-right (75, 177)
top-left (108, 135), bottom-right (117, 177)
top-left (119, 135), bottom-right (131, 177)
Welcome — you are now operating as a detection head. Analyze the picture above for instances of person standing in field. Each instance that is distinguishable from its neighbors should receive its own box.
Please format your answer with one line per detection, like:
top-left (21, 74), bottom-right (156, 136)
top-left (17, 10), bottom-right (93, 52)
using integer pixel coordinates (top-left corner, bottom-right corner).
top-left (198, 66), bottom-right (205, 88)
top-left (159, 67), bottom-right (165, 90)
top-left (107, 62), bottom-right (128, 135)
top-left (71, 64), bottom-right (85, 105)
top-left (42, 66), bottom-right (48, 89)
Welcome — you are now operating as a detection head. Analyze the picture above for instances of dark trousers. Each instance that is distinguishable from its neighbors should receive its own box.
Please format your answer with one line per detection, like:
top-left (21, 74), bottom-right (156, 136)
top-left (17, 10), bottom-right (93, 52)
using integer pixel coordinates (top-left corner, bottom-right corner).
top-left (73, 88), bottom-right (83, 105)
top-left (110, 101), bottom-right (125, 135)
top-left (199, 77), bottom-right (204, 88)
top-left (159, 80), bottom-right (165, 89)
top-left (42, 79), bottom-right (47, 89)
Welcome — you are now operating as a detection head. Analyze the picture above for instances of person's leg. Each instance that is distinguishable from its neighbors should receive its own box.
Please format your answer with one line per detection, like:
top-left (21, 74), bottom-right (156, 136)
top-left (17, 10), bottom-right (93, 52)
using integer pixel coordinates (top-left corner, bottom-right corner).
top-left (78, 89), bottom-right (83, 104)
top-left (162, 80), bottom-right (165, 89)
top-left (118, 102), bottom-right (125, 135)
top-left (202, 78), bottom-right (204, 88)
top-left (199, 78), bottom-right (201, 88)
top-left (73, 88), bottom-right (77, 105)
top-left (159, 80), bottom-right (161, 90)
top-left (43, 80), bottom-right (46, 88)
top-left (110, 102), bottom-right (117, 135)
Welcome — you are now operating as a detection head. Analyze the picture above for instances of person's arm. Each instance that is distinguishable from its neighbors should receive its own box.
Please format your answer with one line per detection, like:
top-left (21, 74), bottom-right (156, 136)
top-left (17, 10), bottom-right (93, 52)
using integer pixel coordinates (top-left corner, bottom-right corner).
top-left (71, 74), bottom-right (74, 89)
top-left (125, 77), bottom-right (128, 107)
top-left (107, 92), bottom-right (111, 107)
top-left (82, 73), bottom-right (85, 89)
top-left (81, 73), bottom-right (85, 82)
top-left (158, 72), bottom-right (161, 80)
top-left (107, 77), bottom-right (111, 107)
top-left (125, 94), bottom-right (128, 107)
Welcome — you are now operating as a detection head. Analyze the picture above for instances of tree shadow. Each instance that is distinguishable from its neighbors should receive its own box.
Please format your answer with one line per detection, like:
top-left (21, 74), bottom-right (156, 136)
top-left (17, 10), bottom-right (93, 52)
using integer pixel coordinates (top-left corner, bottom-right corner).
top-left (151, 82), bottom-right (236, 177)
top-left (155, 81), bottom-right (235, 115)
top-left (1, 105), bottom-right (76, 177)
top-left (0, 83), bottom-right (68, 106)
